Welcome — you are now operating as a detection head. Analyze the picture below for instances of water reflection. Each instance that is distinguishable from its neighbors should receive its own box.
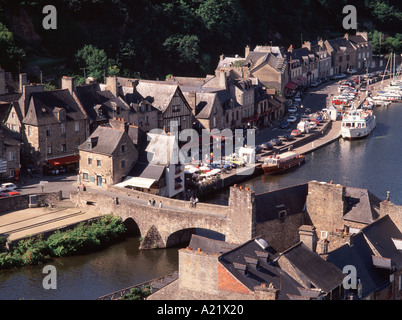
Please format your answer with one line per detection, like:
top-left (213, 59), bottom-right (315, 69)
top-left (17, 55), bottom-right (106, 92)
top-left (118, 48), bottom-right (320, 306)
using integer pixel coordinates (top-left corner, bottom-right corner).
top-left (0, 236), bottom-right (179, 300)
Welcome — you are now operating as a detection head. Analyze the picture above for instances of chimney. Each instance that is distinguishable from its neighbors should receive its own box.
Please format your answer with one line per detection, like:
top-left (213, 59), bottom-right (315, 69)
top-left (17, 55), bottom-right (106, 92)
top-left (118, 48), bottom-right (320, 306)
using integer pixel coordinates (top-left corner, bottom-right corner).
top-left (187, 91), bottom-right (197, 116)
top-left (19, 73), bottom-right (28, 93)
top-left (0, 68), bottom-right (5, 95)
top-left (61, 76), bottom-right (76, 95)
top-left (302, 41), bottom-right (312, 51)
top-left (233, 262), bottom-right (248, 276)
top-left (109, 117), bottom-right (127, 132)
top-left (245, 45), bottom-right (250, 58)
top-left (220, 54), bottom-right (225, 61)
top-left (254, 283), bottom-right (279, 300)
top-left (244, 255), bottom-right (260, 269)
top-left (255, 250), bottom-right (270, 263)
top-left (106, 76), bottom-right (119, 97)
top-left (298, 225), bottom-right (317, 252)
top-left (219, 69), bottom-right (227, 90)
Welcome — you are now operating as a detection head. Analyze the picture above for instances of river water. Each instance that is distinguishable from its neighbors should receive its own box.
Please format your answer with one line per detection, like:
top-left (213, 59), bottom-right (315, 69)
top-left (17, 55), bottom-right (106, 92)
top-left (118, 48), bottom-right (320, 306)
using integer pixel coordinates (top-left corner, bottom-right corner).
top-left (1, 104), bottom-right (401, 300)
top-left (207, 103), bottom-right (402, 205)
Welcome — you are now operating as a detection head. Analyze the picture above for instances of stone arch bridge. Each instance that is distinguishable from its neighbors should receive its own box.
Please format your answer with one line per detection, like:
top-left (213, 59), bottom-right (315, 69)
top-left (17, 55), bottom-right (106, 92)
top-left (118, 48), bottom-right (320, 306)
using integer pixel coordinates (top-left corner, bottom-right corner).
top-left (70, 186), bottom-right (255, 249)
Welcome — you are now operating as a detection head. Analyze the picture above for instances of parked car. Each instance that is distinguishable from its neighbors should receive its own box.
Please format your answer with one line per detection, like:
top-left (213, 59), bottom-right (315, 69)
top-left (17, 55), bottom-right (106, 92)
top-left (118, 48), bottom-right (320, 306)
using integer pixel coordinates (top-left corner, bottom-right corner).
top-left (310, 79), bottom-right (322, 87)
top-left (316, 115), bottom-right (323, 123)
top-left (0, 183), bottom-right (17, 192)
top-left (300, 114), bottom-right (309, 121)
top-left (290, 129), bottom-right (302, 137)
top-left (280, 121), bottom-right (290, 129)
top-left (321, 77), bottom-right (328, 83)
top-left (309, 119), bottom-right (320, 126)
top-left (360, 85), bottom-right (367, 91)
top-left (7, 191), bottom-right (20, 197)
top-left (288, 106), bottom-right (298, 113)
top-left (270, 138), bottom-right (283, 146)
top-left (255, 145), bottom-right (263, 154)
top-left (292, 101), bottom-right (300, 107)
top-left (331, 73), bottom-right (347, 80)
top-left (0, 193), bottom-right (10, 198)
top-left (261, 142), bottom-right (273, 150)
top-left (278, 134), bottom-right (295, 141)
top-left (287, 115), bottom-right (297, 123)
top-left (346, 68), bottom-right (357, 75)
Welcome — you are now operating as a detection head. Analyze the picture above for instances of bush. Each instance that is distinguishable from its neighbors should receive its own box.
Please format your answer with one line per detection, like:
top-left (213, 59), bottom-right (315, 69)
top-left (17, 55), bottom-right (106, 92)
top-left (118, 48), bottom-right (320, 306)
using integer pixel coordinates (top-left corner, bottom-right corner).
top-left (0, 215), bottom-right (127, 269)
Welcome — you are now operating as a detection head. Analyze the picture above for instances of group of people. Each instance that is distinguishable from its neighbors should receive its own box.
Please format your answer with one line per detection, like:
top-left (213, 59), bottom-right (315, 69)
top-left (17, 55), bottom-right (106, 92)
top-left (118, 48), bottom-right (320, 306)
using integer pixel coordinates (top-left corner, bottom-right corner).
top-left (148, 198), bottom-right (163, 208)
top-left (189, 196), bottom-right (199, 208)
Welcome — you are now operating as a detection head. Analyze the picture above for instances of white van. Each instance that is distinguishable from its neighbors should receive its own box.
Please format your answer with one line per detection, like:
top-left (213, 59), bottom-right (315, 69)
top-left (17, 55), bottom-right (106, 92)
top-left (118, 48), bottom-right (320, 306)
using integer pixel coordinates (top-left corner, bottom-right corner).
top-left (297, 121), bottom-right (310, 134)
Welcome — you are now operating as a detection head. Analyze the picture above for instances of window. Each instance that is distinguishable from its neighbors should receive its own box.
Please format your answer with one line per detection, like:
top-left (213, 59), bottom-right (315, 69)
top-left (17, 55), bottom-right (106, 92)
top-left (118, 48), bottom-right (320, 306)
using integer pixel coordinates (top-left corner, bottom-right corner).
top-left (75, 121), bottom-right (80, 132)
top-left (339, 56), bottom-right (343, 63)
top-left (28, 126), bottom-right (32, 137)
top-left (172, 105), bottom-right (181, 113)
top-left (61, 124), bottom-right (66, 135)
top-left (8, 168), bottom-right (14, 178)
top-left (11, 112), bottom-right (15, 118)
top-left (121, 144), bottom-right (126, 154)
top-left (46, 127), bottom-right (52, 137)
top-left (83, 172), bottom-right (89, 181)
top-left (8, 151), bottom-right (15, 161)
top-left (97, 159), bottom-right (101, 167)
top-left (321, 231), bottom-right (328, 239)
top-left (61, 143), bottom-right (67, 153)
top-left (88, 157), bottom-right (92, 165)
top-left (121, 160), bottom-right (125, 168)
top-left (47, 145), bottom-right (52, 155)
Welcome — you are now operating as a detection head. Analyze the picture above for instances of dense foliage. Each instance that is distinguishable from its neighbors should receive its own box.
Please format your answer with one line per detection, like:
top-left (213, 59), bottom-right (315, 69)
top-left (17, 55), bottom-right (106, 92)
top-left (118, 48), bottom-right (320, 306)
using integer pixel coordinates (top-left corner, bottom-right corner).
top-left (0, 214), bottom-right (127, 269)
top-left (0, 0), bottom-right (401, 79)
top-left (119, 285), bottom-right (153, 300)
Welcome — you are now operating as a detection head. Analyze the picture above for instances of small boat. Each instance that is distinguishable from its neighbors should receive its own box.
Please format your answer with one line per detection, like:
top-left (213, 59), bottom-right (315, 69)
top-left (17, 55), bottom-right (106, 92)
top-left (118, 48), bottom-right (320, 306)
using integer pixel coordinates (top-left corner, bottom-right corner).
top-left (262, 152), bottom-right (305, 174)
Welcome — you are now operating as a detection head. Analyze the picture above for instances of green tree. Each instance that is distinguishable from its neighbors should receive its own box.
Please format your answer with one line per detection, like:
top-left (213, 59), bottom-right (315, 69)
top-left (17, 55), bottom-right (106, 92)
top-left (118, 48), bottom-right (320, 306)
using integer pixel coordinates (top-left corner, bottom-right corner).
top-left (75, 44), bottom-right (108, 81)
top-left (163, 34), bottom-right (200, 64)
top-left (0, 22), bottom-right (25, 70)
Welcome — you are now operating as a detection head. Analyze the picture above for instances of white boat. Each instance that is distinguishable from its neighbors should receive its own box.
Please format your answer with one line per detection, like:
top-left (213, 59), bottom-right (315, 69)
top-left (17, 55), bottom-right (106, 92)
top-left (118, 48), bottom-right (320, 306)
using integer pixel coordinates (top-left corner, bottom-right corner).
top-left (341, 109), bottom-right (376, 139)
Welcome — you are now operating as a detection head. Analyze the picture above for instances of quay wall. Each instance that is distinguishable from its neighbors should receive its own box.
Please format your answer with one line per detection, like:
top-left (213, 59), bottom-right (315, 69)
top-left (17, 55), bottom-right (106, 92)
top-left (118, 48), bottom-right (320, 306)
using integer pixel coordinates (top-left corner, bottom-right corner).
top-left (0, 191), bottom-right (63, 215)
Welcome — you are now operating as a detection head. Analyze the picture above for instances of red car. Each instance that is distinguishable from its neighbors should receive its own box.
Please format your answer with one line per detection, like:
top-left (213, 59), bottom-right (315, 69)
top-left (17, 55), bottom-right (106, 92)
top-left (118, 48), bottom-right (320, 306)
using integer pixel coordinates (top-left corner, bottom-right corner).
top-left (291, 129), bottom-right (302, 137)
top-left (7, 191), bottom-right (20, 197)
top-left (309, 119), bottom-right (320, 125)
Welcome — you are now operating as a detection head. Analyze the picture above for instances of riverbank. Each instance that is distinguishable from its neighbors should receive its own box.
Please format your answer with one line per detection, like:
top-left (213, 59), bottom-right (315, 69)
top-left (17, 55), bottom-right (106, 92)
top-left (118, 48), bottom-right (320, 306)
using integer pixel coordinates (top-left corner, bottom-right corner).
top-left (0, 214), bottom-right (127, 269)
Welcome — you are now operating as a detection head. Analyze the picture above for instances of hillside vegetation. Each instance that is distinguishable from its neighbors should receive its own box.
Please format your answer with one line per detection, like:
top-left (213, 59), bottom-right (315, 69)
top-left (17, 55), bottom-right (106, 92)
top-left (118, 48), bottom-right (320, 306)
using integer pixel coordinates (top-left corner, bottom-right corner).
top-left (0, 0), bottom-right (401, 82)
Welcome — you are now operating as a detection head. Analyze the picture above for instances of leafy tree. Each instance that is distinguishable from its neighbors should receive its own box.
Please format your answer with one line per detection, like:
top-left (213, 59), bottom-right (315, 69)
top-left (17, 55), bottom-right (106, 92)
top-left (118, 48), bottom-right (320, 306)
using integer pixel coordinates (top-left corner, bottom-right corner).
top-left (163, 34), bottom-right (200, 64)
top-left (75, 44), bottom-right (109, 81)
top-left (0, 22), bottom-right (25, 71)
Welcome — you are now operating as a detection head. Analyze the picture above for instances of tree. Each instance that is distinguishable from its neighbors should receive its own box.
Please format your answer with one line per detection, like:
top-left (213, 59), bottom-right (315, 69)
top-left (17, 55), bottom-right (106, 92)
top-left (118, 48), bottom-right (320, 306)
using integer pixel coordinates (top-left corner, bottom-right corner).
top-left (163, 34), bottom-right (200, 65)
top-left (75, 44), bottom-right (108, 81)
top-left (0, 22), bottom-right (25, 71)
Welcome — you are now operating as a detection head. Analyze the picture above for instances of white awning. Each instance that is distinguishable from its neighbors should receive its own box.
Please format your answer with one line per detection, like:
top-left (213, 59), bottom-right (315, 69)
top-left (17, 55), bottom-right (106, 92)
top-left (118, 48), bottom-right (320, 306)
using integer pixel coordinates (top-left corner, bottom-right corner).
top-left (115, 176), bottom-right (156, 189)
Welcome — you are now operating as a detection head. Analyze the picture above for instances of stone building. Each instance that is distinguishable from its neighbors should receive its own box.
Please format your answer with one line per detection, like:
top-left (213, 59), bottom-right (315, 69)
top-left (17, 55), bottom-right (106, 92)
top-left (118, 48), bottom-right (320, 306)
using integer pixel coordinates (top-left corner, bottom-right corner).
top-left (148, 235), bottom-right (345, 300)
top-left (0, 123), bottom-right (21, 182)
top-left (21, 88), bottom-right (88, 174)
top-left (347, 32), bottom-right (373, 72)
top-left (117, 78), bottom-right (193, 133)
top-left (78, 120), bottom-right (138, 187)
top-left (302, 40), bottom-right (332, 78)
top-left (324, 37), bottom-right (356, 74)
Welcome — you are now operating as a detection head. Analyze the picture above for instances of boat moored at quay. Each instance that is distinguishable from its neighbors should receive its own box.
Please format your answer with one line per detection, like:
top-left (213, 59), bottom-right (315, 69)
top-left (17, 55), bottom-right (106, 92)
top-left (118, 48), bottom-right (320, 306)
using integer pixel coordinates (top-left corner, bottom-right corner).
top-left (341, 109), bottom-right (376, 139)
top-left (262, 152), bottom-right (306, 174)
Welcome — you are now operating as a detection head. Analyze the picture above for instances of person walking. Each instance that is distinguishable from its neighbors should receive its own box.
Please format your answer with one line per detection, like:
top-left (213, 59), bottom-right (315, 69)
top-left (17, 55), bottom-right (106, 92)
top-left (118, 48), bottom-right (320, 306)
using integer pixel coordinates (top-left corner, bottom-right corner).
top-left (159, 201), bottom-right (163, 208)
top-left (152, 198), bottom-right (156, 206)
top-left (190, 196), bottom-right (194, 208)
top-left (194, 197), bottom-right (199, 208)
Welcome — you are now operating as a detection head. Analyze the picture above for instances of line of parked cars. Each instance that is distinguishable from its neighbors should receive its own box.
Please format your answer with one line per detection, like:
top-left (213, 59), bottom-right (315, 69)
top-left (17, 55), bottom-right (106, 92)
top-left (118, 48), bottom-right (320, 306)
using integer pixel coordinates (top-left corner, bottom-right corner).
top-left (0, 183), bottom-right (19, 198)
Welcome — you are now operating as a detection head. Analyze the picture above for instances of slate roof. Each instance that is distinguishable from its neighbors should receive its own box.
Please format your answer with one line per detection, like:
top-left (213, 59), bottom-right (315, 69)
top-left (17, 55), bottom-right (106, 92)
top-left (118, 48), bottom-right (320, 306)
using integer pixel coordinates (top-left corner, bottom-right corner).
top-left (119, 79), bottom-right (181, 112)
top-left (23, 89), bottom-right (86, 126)
top-left (0, 93), bottom-right (21, 103)
top-left (279, 242), bottom-right (345, 293)
top-left (0, 102), bottom-right (11, 122)
top-left (362, 215), bottom-right (402, 269)
top-left (74, 83), bottom-right (130, 122)
top-left (0, 123), bottom-right (21, 146)
top-left (182, 91), bottom-right (218, 119)
top-left (326, 37), bottom-right (354, 52)
top-left (326, 232), bottom-right (391, 298)
top-left (343, 187), bottom-right (381, 224)
top-left (78, 126), bottom-right (125, 156)
top-left (127, 161), bottom-right (165, 181)
top-left (349, 35), bottom-right (369, 45)
top-left (218, 238), bottom-right (307, 300)
top-left (244, 51), bottom-right (269, 70)
top-left (188, 235), bottom-right (238, 255)
top-left (254, 183), bottom-right (308, 223)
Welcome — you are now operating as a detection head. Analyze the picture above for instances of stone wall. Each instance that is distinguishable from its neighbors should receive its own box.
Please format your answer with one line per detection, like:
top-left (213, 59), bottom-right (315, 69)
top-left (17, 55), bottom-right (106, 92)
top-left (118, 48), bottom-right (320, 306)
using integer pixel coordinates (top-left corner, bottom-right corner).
top-left (179, 248), bottom-right (220, 295)
top-left (380, 201), bottom-right (402, 233)
top-left (0, 191), bottom-right (62, 214)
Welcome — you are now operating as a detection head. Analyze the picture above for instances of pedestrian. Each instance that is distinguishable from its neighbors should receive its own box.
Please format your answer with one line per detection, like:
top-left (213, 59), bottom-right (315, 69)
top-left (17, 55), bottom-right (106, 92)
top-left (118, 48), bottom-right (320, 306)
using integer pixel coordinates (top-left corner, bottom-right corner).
top-left (159, 201), bottom-right (163, 208)
top-left (82, 184), bottom-right (86, 191)
top-left (195, 197), bottom-right (199, 208)
top-left (190, 196), bottom-right (194, 208)
top-left (77, 186), bottom-right (80, 192)
top-left (147, 200), bottom-right (152, 206)
top-left (152, 198), bottom-right (156, 206)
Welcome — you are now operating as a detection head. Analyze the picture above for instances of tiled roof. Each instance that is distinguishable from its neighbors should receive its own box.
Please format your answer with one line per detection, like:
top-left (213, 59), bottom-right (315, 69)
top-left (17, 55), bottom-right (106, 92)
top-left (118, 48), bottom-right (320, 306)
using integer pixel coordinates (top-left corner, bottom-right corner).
top-left (343, 187), bottom-right (381, 224)
top-left (279, 242), bottom-right (345, 293)
top-left (23, 89), bottom-right (86, 126)
top-left (218, 238), bottom-right (306, 300)
top-left (78, 125), bottom-right (125, 156)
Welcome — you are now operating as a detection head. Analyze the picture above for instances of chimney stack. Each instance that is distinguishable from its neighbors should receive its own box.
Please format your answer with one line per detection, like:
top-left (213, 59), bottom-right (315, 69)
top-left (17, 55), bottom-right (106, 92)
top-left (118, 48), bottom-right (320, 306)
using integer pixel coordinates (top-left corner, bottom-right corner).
top-left (219, 69), bottom-right (227, 90)
top-left (106, 76), bottom-right (119, 97)
top-left (245, 45), bottom-right (250, 58)
top-left (61, 76), bottom-right (76, 95)
top-left (19, 73), bottom-right (28, 93)
top-left (298, 225), bottom-right (317, 252)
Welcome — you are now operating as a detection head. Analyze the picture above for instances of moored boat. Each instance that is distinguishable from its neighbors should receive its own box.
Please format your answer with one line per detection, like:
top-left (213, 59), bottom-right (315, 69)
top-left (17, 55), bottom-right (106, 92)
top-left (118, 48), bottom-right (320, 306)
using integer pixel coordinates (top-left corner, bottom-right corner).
top-left (262, 152), bottom-right (305, 174)
top-left (341, 109), bottom-right (376, 139)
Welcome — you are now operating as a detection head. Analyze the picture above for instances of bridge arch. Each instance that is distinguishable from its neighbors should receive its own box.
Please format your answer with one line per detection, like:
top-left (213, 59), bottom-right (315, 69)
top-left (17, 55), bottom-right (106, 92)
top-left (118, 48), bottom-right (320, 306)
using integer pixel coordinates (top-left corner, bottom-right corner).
top-left (165, 228), bottom-right (226, 248)
top-left (122, 217), bottom-right (141, 237)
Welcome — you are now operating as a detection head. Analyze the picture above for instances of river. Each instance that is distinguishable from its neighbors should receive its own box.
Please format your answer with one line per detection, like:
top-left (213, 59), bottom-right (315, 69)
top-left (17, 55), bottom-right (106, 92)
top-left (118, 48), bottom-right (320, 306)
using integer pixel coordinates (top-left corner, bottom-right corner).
top-left (1, 103), bottom-right (401, 300)
top-left (206, 103), bottom-right (402, 206)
